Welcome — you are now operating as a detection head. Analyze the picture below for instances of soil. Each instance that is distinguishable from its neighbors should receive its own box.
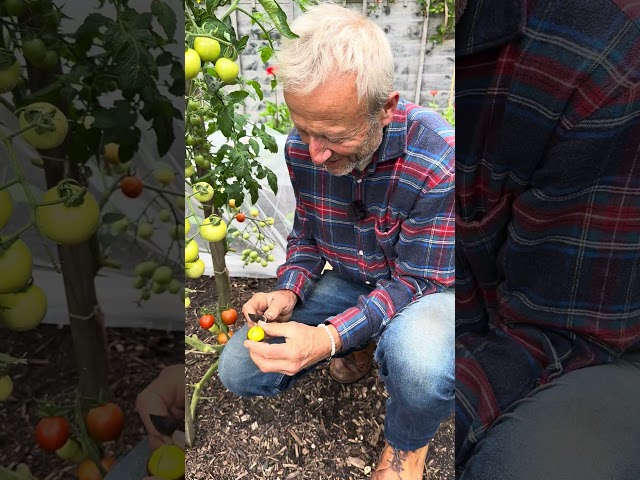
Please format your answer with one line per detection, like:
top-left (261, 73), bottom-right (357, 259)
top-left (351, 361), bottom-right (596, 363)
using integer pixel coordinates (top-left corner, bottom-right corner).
top-left (0, 325), bottom-right (183, 479)
top-left (185, 276), bottom-right (454, 480)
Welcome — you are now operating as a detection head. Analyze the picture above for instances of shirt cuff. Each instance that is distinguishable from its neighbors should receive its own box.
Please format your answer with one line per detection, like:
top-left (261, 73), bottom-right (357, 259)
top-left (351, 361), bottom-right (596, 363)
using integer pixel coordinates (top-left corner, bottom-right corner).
top-left (274, 268), bottom-right (315, 302)
top-left (327, 307), bottom-right (372, 352)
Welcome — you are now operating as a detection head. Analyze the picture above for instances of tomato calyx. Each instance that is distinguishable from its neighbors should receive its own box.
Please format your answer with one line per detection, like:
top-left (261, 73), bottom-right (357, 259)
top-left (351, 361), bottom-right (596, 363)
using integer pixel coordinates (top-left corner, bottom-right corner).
top-left (19, 104), bottom-right (59, 135)
top-left (51, 179), bottom-right (90, 208)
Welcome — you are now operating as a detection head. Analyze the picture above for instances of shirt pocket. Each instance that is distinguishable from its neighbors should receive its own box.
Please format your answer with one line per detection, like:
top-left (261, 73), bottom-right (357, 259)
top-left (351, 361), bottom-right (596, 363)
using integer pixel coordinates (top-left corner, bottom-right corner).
top-left (374, 219), bottom-right (402, 261)
top-left (456, 193), bottom-right (513, 288)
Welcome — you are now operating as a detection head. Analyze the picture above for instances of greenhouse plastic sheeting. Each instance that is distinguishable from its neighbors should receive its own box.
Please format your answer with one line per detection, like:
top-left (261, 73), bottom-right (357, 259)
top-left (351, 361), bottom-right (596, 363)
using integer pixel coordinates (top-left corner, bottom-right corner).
top-left (187, 127), bottom-right (296, 279)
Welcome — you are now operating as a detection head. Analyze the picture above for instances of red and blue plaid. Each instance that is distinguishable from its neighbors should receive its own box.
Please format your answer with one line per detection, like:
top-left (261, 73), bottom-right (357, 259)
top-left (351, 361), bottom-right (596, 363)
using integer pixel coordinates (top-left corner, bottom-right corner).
top-left (455, 0), bottom-right (640, 471)
top-left (274, 99), bottom-right (456, 351)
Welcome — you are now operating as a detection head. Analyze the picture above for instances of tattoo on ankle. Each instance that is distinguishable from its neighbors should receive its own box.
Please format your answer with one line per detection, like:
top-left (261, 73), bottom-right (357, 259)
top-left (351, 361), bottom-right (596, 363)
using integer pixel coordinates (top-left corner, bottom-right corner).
top-left (388, 447), bottom-right (408, 472)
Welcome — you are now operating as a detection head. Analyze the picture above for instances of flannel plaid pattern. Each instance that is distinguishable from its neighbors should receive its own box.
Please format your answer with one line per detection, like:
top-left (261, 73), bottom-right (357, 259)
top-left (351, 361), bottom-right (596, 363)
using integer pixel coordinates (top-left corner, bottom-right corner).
top-left (274, 99), bottom-right (456, 352)
top-left (455, 0), bottom-right (640, 471)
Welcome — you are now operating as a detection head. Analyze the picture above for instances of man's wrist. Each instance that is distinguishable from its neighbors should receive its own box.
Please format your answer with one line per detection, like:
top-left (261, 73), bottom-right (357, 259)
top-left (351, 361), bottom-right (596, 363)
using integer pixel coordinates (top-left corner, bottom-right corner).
top-left (327, 323), bottom-right (342, 353)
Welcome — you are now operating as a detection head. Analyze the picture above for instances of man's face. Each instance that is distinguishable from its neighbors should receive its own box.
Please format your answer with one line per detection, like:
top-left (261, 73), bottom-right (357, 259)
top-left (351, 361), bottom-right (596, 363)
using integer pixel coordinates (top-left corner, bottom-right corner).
top-left (284, 75), bottom-right (387, 176)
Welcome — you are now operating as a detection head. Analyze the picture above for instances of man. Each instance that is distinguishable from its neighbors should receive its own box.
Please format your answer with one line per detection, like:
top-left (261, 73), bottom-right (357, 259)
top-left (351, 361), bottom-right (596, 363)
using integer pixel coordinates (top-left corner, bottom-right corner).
top-left (217, 3), bottom-right (455, 478)
top-left (455, 0), bottom-right (640, 478)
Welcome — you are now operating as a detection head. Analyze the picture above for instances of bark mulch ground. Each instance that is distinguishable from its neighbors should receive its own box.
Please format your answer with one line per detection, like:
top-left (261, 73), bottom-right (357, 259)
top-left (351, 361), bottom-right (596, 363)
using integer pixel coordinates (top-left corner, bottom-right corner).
top-left (0, 325), bottom-right (183, 479)
top-left (185, 276), bottom-right (454, 480)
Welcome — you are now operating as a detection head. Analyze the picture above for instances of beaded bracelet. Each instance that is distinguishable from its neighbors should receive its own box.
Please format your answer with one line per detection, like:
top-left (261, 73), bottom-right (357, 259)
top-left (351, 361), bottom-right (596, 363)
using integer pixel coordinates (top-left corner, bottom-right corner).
top-left (317, 323), bottom-right (336, 359)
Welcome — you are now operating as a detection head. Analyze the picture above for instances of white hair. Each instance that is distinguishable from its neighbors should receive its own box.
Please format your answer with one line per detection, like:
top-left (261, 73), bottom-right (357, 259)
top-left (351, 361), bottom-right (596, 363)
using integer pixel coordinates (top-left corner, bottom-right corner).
top-left (275, 2), bottom-right (395, 114)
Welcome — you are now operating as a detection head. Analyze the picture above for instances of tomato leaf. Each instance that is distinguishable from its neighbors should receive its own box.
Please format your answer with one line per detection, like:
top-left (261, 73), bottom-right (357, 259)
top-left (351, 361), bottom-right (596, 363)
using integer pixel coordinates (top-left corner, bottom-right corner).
top-left (258, 0), bottom-right (298, 40)
top-left (246, 80), bottom-right (263, 101)
top-left (151, 0), bottom-right (177, 40)
top-left (102, 213), bottom-right (127, 224)
top-left (266, 170), bottom-right (278, 195)
top-left (258, 45), bottom-right (272, 64)
top-left (218, 105), bottom-right (235, 138)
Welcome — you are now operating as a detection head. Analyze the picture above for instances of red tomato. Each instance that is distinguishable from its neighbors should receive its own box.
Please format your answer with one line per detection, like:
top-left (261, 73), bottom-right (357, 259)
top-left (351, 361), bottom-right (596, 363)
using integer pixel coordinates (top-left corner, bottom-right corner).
top-left (77, 456), bottom-right (116, 480)
top-left (221, 309), bottom-right (238, 326)
top-left (85, 402), bottom-right (124, 442)
top-left (235, 212), bottom-right (246, 222)
top-left (35, 416), bottom-right (70, 452)
top-left (199, 314), bottom-right (214, 329)
top-left (120, 176), bottom-right (143, 198)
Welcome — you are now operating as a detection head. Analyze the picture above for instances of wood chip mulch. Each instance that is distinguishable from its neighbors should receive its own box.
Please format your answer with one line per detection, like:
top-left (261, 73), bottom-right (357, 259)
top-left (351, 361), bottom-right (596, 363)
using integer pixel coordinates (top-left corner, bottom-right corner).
top-left (186, 276), bottom-right (454, 480)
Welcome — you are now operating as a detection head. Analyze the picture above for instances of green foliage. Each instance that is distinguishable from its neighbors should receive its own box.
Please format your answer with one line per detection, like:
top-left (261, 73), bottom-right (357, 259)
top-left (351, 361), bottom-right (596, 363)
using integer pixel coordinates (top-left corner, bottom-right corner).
top-left (425, 0), bottom-right (455, 44)
top-left (259, 101), bottom-right (293, 134)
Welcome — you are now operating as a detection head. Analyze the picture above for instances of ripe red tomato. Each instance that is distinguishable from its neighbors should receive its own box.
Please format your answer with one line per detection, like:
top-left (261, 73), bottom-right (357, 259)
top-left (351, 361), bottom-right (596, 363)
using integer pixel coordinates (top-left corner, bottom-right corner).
top-left (221, 308), bottom-right (238, 326)
top-left (120, 176), bottom-right (143, 198)
top-left (199, 314), bottom-right (214, 329)
top-left (35, 416), bottom-right (70, 452)
top-left (235, 212), bottom-right (246, 222)
top-left (86, 402), bottom-right (124, 442)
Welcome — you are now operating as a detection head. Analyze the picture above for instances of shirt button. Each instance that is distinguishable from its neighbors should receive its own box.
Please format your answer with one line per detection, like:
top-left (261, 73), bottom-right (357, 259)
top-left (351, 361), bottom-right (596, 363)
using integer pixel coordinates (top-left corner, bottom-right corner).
top-left (365, 281), bottom-right (371, 285)
top-left (358, 250), bottom-right (364, 256)
top-left (357, 179), bottom-right (363, 183)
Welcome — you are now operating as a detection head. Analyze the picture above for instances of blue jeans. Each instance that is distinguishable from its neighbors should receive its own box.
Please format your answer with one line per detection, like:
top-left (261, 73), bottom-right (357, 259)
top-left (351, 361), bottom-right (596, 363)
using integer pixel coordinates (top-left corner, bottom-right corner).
top-left (218, 271), bottom-right (455, 451)
top-left (459, 354), bottom-right (640, 480)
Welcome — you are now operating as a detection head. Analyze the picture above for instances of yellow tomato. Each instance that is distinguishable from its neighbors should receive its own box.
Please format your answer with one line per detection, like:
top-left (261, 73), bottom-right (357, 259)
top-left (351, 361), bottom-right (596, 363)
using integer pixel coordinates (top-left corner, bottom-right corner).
top-left (147, 444), bottom-right (185, 480)
top-left (35, 183), bottom-right (100, 245)
top-left (199, 216), bottom-right (227, 242)
top-left (214, 57), bottom-right (239, 83)
top-left (18, 102), bottom-right (68, 150)
top-left (247, 326), bottom-right (265, 342)
top-left (185, 239), bottom-right (199, 263)
top-left (103, 142), bottom-right (120, 164)
top-left (185, 48), bottom-right (201, 80)
top-left (193, 37), bottom-right (220, 62)
top-left (185, 258), bottom-right (205, 279)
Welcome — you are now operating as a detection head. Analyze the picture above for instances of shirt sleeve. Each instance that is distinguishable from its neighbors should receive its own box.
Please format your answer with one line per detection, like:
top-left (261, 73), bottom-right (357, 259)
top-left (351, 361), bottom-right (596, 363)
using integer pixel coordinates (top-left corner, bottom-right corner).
top-left (273, 146), bottom-right (326, 301)
top-left (328, 140), bottom-right (456, 351)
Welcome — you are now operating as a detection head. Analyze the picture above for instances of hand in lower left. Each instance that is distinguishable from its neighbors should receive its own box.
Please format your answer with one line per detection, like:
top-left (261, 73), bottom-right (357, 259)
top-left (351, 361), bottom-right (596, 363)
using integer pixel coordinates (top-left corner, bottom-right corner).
top-left (244, 321), bottom-right (335, 375)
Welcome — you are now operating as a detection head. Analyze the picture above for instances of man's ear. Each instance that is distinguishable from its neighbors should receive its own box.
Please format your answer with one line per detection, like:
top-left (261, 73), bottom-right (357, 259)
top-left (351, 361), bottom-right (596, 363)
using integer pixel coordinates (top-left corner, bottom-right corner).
top-left (381, 92), bottom-right (400, 127)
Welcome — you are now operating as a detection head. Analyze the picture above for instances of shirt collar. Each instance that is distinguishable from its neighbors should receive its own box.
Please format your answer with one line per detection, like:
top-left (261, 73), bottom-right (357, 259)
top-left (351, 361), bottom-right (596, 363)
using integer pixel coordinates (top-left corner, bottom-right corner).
top-left (456, 0), bottom-right (526, 57)
top-left (373, 98), bottom-right (409, 166)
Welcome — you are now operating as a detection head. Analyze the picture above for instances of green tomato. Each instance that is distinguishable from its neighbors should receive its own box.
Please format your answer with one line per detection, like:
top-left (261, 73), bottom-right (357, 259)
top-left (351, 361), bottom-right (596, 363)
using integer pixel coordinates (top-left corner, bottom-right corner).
top-left (34, 50), bottom-right (59, 71)
top-left (185, 218), bottom-right (191, 236)
top-left (0, 284), bottom-right (48, 332)
top-left (137, 222), bottom-right (154, 239)
top-left (187, 100), bottom-right (199, 112)
top-left (242, 232), bottom-right (250, 240)
top-left (168, 279), bottom-right (181, 294)
top-left (141, 290), bottom-right (151, 300)
top-left (152, 266), bottom-right (173, 285)
top-left (132, 276), bottom-right (146, 289)
top-left (186, 136), bottom-right (197, 147)
top-left (185, 165), bottom-right (195, 177)
top-left (0, 238), bottom-right (33, 294)
top-left (261, 260), bottom-right (268, 267)
top-left (259, 221), bottom-right (266, 227)
top-left (249, 251), bottom-right (258, 259)
top-left (158, 209), bottom-right (172, 222)
top-left (0, 61), bottom-right (20, 93)
top-left (0, 375), bottom-right (13, 402)
top-left (22, 38), bottom-right (47, 64)
top-left (185, 297), bottom-right (191, 308)
top-left (152, 282), bottom-right (166, 294)
top-left (267, 254), bottom-right (275, 262)
top-left (134, 260), bottom-right (159, 277)
top-left (262, 245), bottom-right (271, 253)
top-left (250, 208), bottom-right (259, 217)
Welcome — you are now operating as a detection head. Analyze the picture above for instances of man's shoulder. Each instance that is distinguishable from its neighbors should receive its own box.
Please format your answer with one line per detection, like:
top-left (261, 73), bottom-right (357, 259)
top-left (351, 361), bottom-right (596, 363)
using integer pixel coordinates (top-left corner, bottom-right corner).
top-left (396, 98), bottom-right (455, 152)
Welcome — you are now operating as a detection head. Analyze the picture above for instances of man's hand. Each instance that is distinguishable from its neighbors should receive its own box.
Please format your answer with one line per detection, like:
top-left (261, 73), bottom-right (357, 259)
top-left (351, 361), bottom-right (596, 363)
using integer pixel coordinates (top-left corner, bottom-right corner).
top-left (244, 321), bottom-right (342, 375)
top-left (135, 364), bottom-right (185, 451)
top-left (243, 290), bottom-right (298, 324)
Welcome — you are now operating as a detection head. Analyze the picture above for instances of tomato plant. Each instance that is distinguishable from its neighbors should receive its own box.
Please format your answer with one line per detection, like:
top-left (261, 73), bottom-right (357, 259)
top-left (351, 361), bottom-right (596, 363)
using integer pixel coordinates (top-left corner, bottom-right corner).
top-left (35, 416), bottom-right (70, 452)
top-left (85, 402), bottom-right (125, 442)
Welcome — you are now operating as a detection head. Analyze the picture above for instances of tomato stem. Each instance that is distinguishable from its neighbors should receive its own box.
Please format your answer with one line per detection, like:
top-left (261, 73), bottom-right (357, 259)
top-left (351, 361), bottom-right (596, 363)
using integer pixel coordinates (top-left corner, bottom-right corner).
top-left (189, 359), bottom-right (219, 420)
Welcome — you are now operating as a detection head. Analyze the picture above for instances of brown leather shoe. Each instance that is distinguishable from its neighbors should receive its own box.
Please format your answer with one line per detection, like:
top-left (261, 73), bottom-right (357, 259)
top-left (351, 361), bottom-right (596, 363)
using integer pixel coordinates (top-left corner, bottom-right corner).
top-left (329, 341), bottom-right (376, 384)
top-left (371, 442), bottom-right (429, 480)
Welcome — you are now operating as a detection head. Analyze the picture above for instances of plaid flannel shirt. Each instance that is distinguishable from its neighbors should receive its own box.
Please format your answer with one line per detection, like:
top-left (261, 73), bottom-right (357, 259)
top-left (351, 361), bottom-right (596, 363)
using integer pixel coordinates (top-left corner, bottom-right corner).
top-left (274, 99), bottom-right (455, 352)
top-left (455, 0), bottom-right (640, 471)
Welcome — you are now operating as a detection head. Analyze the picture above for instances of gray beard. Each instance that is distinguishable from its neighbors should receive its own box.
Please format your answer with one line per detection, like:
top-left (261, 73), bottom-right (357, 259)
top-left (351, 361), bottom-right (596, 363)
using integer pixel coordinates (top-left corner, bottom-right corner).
top-left (326, 123), bottom-right (383, 176)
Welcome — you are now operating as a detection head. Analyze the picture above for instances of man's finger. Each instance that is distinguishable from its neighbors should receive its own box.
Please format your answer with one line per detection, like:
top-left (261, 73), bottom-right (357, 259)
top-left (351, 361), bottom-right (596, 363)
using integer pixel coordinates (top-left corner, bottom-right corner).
top-left (257, 320), bottom-right (290, 338)
top-left (246, 348), bottom-right (300, 375)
